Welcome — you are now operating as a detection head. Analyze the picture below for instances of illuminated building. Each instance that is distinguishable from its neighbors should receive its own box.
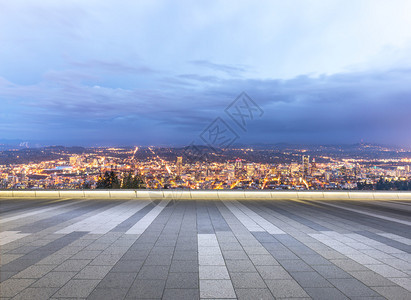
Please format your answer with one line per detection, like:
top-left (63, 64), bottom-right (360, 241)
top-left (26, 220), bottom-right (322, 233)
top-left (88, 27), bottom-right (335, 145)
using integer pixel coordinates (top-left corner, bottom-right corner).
top-left (302, 155), bottom-right (310, 176)
top-left (176, 156), bottom-right (183, 176)
top-left (246, 164), bottom-right (255, 177)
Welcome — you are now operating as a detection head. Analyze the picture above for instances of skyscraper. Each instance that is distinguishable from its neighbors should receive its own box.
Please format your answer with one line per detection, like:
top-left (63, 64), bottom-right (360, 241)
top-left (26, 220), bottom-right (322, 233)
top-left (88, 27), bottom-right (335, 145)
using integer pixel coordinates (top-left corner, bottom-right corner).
top-left (176, 156), bottom-right (183, 176)
top-left (302, 155), bottom-right (310, 177)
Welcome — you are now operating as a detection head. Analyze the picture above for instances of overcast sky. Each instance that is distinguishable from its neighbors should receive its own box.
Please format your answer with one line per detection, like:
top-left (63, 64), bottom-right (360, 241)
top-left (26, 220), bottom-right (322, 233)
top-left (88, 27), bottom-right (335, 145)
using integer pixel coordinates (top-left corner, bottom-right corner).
top-left (1, 0), bottom-right (411, 147)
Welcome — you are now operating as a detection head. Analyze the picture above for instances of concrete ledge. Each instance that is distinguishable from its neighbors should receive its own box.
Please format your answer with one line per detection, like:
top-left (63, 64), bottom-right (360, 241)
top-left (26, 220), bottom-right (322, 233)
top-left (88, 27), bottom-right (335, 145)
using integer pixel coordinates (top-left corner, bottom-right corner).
top-left (58, 190), bottom-right (85, 198)
top-left (136, 190), bottom-right (163, 200)
top-left (110, 190), bottom-right (137, 199)
top-left (271, 191), bottom-right (298, 199)
top-left (0, 190), bottom-right (14, 197)
top-left (373, 192), bottom-right (399, 200)
top-left (298, 191), bottom-right (325, 199)
top-left (348, 192), bottom-right (375, 200)
top-left (163, 190), bottom-right (192, 200)
top-left (398, 192), bottom-right (411, 200)
top-left (1, 190), bottom-right (411, 200)
top-left (322, 192), bottom-right (350, 200)
top-left (244, 191), bottom-right (272, 199)
top-left (34, 190), bottom-right (61, 198)
top-left (83, 190), bottom-right (111, 198)
top-left (218, 191), bottom-right (246, 200)
top-left (190, 191), bottom-right (219, 200)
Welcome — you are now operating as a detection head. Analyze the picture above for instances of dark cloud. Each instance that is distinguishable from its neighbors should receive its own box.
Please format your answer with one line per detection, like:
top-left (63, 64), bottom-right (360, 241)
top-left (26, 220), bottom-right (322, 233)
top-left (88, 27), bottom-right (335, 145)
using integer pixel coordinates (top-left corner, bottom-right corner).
top-left (1, 67), bottom-right (411, 147)
top-left (189, 60), bottom-right (248, 77)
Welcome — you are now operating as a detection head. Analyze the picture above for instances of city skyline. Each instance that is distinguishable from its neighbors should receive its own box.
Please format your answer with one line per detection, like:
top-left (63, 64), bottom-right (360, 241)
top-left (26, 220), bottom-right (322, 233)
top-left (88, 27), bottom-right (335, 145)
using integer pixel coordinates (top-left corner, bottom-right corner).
top-left (1, 144), bottom-right (410, 191)
top-left (1, 1), bottom-right (411, 147)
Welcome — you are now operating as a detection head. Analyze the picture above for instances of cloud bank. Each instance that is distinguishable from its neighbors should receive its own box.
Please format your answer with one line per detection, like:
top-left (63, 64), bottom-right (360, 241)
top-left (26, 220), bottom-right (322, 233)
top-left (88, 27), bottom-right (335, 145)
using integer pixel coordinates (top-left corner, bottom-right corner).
top-left (1, 1), bottom-right (411, 147)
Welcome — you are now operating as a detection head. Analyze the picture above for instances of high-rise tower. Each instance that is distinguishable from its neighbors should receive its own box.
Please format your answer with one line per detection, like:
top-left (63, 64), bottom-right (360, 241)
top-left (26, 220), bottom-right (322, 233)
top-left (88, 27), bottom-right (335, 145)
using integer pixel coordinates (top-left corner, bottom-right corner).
top-left (176, 156), bottom-right (183, 176)
top-left (302, 155), bottom-right (310, 177)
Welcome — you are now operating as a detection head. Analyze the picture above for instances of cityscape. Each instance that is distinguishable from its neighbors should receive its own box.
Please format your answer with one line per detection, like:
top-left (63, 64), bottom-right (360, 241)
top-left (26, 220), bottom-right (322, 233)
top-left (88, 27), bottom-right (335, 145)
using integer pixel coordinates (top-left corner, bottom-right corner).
top-left (1, 143), bottom-right (410, 190)
top-left (2, 1), bottom-right (411, 299)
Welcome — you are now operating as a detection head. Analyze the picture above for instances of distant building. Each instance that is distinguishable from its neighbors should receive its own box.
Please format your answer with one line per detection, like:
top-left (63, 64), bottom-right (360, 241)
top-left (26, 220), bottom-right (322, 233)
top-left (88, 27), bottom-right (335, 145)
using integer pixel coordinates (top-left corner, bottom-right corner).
top-left (235, 158), bottom-right (243, 169)
top-left (396, 166), bottom-right (406, 177)
top-left (302, 155), bottom-right (310, 176)
top-left (246, 164), bottom-right (255, 177)
top-left (290, 162), bottom-right (299, 174)
top-left (311, 158), bottom-right (317, 173)
top-left (176, 156), bottom-right (183, 176)
top-left (70, 156), bottom-right (77, 166)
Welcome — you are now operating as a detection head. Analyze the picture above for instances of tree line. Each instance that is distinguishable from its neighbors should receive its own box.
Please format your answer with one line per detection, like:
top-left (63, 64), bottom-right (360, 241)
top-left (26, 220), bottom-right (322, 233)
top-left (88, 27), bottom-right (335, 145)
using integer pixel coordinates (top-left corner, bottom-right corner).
top-left (357, 178), bottom-right (411, 190)
top-left (96, 171), bottom-right (146, 189)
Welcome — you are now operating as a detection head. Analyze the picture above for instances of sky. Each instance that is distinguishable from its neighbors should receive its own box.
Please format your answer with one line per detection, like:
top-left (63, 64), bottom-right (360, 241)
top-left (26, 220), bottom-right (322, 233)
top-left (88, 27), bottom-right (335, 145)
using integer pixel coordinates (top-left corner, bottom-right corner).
top-left (1, 0), bottom-right (411, 147)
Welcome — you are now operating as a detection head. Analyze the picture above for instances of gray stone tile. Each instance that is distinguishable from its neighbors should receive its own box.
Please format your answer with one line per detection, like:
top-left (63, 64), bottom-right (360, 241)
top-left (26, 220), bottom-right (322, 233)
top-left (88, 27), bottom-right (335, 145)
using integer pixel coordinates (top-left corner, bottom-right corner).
top-left (279, 259), bottom-right (313, 272)
top-left (53, 279), bottom-right (99, 298)
top-left (169, 260), bottom-right (198, 273)
top-left (222, 250), bottom-right (249, 260)
top-left (31, 271), bottom-right (77, 288)
top-left (89, 254), bottom-right (122, 265)
top-left (110, 260), bottom-right (144, 273)
top-left (256, 265), bottom-right (292, 280)
top-left (305, 287), bottom-right (349, 300)
top-left (166, 272), bottom-right (199, 289)
top-left (199, 266), bottom-right (230, 280)
top-left (5, 198), bottom-right (411, 300)
top-left (312, 264), bottom-right (352, 279)
top-left (372, 286), bottom-right (411, 300)
top-left (248, 254), bottom-right (278, 266)
top-left (330, 259), bottom-right (369, 271)
top-left (299, 254), bottom-right (333, 265)
top-left (162, 288), bottom-right (199, 300)
top-left (99, 272), bottom-right (136, 288)
top-left (199, 279), bottom-right (236, 299)
top-left (74, 265), bottom-right (112, 280)
top-left (70, 250), bottom-right (101, 260)
top-left (137, 265), bottom-right (169, 280)
top-left (172, 251), bottom-right (198, 261)
top-left (85, 287), bottom-right (129, 300)
top-left (0, 279), bottom-right (36, 298)
top-left (265, 279), bottom-right (309, 298)
top-left (12, 265), bottom-right (55, 279)
top-left (225, 260), bottom-right (257, 273)
top-left (230, 272), bottom-right (266, 289)
top-left (53, 259), bottom-right (90, 272)
top-left (36, 254), bottom-right (72, 265)
top-left (328, 278), bottom-right (380, 297)
top-left (235, 288), bottom-right (274, 300)
top-left (144, 254), bottom-right (173, 266)
top-left (126, 279), bottom-right (166, 299)
top-left (350, 270), bottom-right (397, 287)
top-left (12, 287), bottom-right (58, 300)
top-left (290, 271), bottom-right (333, 288)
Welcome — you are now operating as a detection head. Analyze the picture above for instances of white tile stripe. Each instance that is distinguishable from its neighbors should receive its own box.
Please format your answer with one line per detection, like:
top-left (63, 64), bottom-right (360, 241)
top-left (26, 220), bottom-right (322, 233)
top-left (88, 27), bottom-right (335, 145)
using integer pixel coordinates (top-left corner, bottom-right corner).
top-left (198, 234), bottom-right (236, 299)
top-left (0, 200), bottom-right (81, 224)
top-left (126, 199), bottom-right (170, 234)
top-left (0, 231), bottom-right (30, 246)
top-left (233, 201), bottom-right (285, 234)
top-left (56, 200), bottom-right (150, 234)
top-left (309, 231), bottom-right (411, 291)
top-left (377, 232), bottom-right (411, 246)
top-left (223, 201), bottom-right (264, 232)
top-left (318, 201), bottom-right (411, 226)
top-left (223, 201), bottom-right (285, 234)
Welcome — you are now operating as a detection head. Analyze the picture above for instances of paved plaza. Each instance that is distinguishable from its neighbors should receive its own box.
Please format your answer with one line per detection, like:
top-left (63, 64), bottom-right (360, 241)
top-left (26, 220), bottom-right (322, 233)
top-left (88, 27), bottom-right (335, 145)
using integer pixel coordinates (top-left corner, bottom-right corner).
top-left (0, 197), bottom-right (410, 299)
